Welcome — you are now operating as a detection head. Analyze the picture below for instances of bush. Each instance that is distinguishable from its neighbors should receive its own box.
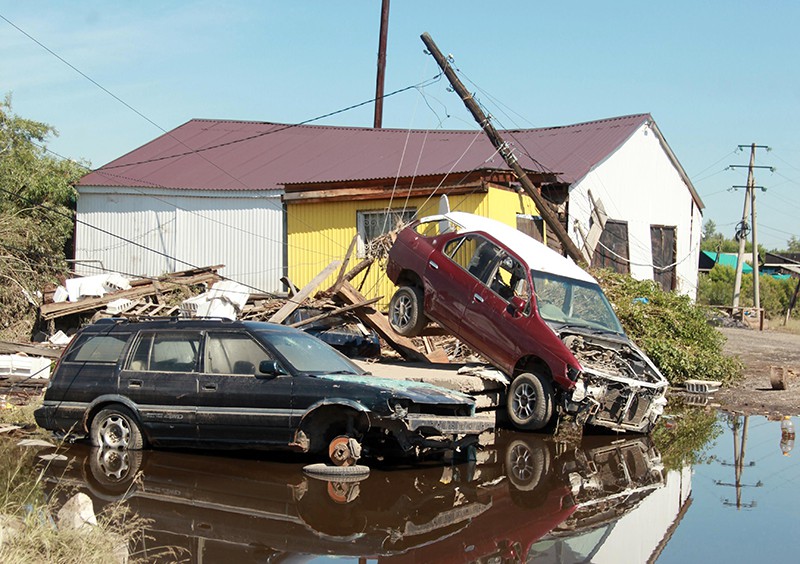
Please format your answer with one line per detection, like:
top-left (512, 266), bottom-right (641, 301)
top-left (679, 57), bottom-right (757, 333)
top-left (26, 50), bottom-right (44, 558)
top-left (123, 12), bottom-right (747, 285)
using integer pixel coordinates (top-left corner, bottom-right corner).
top-left (592, 269), bottom-right (742, 385)
top-left (697, 264), bottom-right (800, 320)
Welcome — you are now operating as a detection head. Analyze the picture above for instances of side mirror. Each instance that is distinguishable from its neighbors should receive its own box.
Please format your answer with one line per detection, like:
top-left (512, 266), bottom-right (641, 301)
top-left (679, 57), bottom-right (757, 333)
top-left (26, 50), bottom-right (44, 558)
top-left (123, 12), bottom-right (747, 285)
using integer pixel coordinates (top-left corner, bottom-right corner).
top-left (258, 360), bottom-right (286, 378)
top-left (508, 296), bottom-right (527, 316)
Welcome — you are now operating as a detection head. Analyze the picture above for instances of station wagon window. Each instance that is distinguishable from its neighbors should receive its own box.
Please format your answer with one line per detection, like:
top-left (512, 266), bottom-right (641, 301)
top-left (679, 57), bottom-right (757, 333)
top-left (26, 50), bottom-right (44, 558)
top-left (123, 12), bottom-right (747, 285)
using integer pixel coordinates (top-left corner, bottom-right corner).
top-left (357, 208), bottom-right (416, 257)
top-left (65, 334), bottom-right (130, 363)
top-left (205, 332), bottom-right (272, 375)
top-left (128, 332), bottom-right (201, 373)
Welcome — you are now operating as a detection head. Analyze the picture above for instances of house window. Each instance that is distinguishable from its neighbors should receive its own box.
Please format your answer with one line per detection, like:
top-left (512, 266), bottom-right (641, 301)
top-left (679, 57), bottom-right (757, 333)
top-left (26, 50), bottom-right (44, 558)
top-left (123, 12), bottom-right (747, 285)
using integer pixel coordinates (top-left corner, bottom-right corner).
top-left (357, 208), bottom-right (416, 257)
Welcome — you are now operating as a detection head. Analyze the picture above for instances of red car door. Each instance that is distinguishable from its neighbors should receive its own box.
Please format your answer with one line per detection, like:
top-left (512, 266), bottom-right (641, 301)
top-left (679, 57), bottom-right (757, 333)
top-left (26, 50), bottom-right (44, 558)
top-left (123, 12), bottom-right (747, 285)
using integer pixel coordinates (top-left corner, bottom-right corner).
top-left (462, 250), bottom-right (530, 372)
top-left (423, 233), bottom-right (480, 333)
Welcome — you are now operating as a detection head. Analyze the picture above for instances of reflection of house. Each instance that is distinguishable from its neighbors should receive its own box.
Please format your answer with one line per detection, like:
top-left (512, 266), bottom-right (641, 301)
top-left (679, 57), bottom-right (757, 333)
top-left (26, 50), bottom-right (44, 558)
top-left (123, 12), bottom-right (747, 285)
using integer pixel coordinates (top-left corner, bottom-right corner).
top-left (532, 467), bottom-right (693, 563)
top-left (75, 113), bottom-right (701, 299)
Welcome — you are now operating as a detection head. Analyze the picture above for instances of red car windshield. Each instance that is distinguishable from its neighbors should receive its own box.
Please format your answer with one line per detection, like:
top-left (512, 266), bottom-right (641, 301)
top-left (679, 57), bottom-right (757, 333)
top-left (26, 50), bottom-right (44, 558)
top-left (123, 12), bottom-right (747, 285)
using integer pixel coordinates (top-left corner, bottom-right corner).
top-left (531, 271), bottom-right (624, 334)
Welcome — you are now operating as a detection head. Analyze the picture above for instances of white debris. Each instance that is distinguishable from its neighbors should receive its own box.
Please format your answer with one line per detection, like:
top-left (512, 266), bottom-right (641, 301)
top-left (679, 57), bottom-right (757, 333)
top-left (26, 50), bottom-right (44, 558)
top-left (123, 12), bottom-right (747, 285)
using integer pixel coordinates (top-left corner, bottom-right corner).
top-left (181, 280), bottom-right (250, 321)
top-left (17, 438), bottom-right (57, 449)
top-left (48, 330), bottom-right (72, 346)
top-left (684, 379), bottom-right (722, 394)
top-left (57, 493), bottom-right (97, 531)
top-left (105, 298), bottom-right (136, 314)
top-left (457, 365), bottom-right (510, 385)
top-left (52, 285), bottom-right (69, 303)
top-left (64, 274), bottom-right (132, 302)
top-left (0, 354), bottom-right (51, 379)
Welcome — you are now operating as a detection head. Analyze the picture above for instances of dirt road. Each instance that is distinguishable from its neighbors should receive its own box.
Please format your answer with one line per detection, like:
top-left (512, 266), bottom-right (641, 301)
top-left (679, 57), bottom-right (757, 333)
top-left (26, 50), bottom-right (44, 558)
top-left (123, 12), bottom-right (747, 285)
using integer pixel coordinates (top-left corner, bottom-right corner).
top-left (714, 326), bottom-right (800, 417)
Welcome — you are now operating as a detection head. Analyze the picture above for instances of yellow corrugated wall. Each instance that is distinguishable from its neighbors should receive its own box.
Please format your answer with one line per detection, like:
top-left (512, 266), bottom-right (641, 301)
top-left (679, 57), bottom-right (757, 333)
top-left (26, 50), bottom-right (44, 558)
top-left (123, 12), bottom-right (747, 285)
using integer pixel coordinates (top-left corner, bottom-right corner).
top-left (286, 186), bottom-right (538, 310)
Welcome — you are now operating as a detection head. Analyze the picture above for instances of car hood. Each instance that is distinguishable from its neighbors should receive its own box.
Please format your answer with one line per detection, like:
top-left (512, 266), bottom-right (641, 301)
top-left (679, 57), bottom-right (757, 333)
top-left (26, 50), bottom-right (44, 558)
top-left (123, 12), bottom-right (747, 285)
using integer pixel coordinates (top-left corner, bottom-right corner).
top-left (315, 373), bottom-right (474, 405)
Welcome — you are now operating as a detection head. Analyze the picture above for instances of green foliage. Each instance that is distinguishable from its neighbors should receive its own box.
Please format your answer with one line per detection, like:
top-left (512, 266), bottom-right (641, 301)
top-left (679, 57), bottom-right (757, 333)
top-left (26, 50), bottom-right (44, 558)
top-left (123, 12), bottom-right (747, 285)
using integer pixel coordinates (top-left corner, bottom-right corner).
top-left (697, 264), bottom-right (800, 320)
top-left (592, 269), bottom-right (742, 385)
top-left (701, 219), bottom-right (747, 253)
top-left (0, 94), bottom-right (88, 340)
top-left (652, 401), bottom-right (721, 471)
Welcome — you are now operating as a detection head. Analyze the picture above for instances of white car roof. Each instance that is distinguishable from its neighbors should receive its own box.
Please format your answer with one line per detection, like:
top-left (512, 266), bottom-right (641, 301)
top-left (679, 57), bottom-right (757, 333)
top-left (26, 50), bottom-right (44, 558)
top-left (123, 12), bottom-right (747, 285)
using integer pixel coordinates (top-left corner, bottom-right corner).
top-left (421, 211), bottom-right (598, 285)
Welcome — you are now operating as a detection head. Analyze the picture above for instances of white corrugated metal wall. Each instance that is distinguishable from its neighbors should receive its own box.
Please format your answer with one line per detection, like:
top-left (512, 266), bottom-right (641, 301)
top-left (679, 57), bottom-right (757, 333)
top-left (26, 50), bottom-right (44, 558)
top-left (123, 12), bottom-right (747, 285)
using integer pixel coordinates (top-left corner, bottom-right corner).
top-left (74, 186), bottom-right (284, 293)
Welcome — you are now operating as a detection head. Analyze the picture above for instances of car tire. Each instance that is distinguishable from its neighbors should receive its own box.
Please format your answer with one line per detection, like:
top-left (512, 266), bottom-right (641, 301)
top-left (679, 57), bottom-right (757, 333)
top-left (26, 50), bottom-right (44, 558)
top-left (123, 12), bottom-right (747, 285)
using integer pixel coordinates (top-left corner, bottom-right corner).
top-left (504, 437), bottom-right (551, 492)
top-left (90, 406), bottom-right (145, 450)
top-left (302, 463), bottom-right (371, 480)
top-left (507, 372), bottom-right (554, 431)
top-left (388, 285), bottom-right (427, 337)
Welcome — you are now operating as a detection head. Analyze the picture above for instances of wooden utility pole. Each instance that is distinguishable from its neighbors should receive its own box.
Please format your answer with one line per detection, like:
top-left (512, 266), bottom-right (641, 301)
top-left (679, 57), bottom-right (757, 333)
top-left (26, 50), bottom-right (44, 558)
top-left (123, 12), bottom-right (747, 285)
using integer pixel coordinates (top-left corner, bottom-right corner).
top-left (731, 144), bottom-right (769, 320)
top-left (373, 0), bottom-right (390, 128)
top-left (419, 32), bottom-right (586, 266)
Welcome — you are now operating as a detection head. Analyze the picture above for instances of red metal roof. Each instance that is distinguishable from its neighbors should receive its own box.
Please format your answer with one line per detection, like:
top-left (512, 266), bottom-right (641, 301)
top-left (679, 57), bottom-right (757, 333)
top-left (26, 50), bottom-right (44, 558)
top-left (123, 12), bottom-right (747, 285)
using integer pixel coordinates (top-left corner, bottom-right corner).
top-left (78, 114), bottom-right (653, 190)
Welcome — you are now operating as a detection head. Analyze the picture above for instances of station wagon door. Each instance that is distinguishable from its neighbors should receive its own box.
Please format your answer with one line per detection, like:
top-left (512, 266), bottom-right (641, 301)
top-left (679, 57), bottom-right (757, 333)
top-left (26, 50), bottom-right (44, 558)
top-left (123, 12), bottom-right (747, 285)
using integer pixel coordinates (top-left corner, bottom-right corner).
top-left (122, 331), bottom-right (201, 442)
top-left (196, 331), bottom-right (294, 445)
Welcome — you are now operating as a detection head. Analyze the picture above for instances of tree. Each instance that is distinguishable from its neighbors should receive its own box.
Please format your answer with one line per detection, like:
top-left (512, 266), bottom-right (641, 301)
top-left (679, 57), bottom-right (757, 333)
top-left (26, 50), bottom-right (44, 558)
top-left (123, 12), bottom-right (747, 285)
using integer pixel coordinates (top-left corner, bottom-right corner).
top-left (787, 235), bottom-right (800, 254)
top-left (0, 94), bottom-right (88, 339)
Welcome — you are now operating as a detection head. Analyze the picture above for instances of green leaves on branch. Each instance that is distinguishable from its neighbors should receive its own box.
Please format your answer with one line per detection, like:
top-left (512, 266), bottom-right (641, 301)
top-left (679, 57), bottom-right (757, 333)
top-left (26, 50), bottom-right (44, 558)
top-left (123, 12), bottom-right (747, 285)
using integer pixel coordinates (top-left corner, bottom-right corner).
top-left (593, 269), bottom-right (742, 385)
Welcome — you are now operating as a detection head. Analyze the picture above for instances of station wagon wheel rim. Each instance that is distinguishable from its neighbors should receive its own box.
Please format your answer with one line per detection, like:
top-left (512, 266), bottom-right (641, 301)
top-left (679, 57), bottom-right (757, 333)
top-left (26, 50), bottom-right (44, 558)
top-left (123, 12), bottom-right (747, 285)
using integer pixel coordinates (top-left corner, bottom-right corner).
top-left (96, 448), bottom-right (130, 480)
top-left (98, 413), bottom-right (132, 448)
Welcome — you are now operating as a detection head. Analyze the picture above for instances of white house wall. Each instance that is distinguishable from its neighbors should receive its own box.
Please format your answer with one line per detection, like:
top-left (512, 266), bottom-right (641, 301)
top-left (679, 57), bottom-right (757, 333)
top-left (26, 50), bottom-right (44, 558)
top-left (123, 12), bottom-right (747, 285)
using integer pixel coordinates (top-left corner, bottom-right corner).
top-left (568, 122), bottom-right (701, 297)
top-left (75, 187), bottom-right (284, 293)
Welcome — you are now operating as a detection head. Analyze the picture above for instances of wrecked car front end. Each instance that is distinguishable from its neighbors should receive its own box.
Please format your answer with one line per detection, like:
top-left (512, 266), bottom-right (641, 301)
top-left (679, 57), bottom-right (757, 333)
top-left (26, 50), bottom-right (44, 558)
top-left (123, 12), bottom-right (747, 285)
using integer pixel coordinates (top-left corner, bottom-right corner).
top-left (308, 373), bottom-right (494, 458)
top-left (530, 268), bottom-right (668, 433)
top-left (558, 331), bottom-right (668, 433)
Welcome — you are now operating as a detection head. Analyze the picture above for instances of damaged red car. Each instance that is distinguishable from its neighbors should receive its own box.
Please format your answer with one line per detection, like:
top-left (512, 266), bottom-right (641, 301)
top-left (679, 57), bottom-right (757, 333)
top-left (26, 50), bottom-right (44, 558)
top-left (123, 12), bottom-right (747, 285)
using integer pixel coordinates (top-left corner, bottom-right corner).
top-left (386, 212), bottom-right (668, 433)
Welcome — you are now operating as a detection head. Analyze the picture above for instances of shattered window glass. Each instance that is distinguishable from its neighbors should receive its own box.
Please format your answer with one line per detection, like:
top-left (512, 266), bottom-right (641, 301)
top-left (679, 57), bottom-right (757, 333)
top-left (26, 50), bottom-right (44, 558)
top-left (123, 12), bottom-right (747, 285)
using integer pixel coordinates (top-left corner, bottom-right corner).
top-left (531, 271), bottom-right (623, 333)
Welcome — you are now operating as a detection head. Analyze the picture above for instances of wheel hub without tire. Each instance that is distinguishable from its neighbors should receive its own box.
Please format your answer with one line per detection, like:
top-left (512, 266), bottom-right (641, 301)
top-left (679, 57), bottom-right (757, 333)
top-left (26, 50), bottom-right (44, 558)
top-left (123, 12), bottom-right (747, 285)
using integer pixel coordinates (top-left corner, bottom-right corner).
top-left (329, 435), bottom-right (361, 467)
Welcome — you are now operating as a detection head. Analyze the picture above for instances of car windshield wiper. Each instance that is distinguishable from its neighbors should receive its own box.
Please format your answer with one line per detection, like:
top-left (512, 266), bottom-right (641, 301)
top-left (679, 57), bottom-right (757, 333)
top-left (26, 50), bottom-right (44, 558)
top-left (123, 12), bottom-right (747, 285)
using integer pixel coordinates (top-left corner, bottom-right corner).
top-left (551, 322), bottom-right (618, 335)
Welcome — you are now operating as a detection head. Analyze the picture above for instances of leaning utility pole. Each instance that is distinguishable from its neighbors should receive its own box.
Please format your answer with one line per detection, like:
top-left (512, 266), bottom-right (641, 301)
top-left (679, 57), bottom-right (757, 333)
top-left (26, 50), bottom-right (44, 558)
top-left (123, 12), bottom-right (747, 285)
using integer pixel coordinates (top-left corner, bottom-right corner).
top-left (419, 32), bottom-right (586, 266)
top-left (730, 144), bottom-right (769, 319)
top-left (373, 0), bottom-right (390, 128)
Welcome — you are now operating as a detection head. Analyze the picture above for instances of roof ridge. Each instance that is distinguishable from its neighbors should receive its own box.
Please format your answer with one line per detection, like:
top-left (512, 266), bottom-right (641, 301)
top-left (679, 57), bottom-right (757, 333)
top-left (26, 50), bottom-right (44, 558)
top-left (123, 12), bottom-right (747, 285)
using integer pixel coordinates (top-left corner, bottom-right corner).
top-left (183, 113), bottom-right (651, 135)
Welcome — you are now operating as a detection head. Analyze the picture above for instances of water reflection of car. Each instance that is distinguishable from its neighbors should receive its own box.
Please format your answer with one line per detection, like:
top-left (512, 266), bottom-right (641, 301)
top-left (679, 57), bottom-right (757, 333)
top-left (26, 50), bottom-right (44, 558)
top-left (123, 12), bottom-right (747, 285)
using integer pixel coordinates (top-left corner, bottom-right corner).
top-left (386, 212), bottom-right (668, 433)
top-left (39, 432), bottom-right (665, 562)
top-left (382, 432), bottom-right (666, 563)
top-left (40, 445), bottom-right (490, 561)
top-left (34, 318), bottom-right (491, 464)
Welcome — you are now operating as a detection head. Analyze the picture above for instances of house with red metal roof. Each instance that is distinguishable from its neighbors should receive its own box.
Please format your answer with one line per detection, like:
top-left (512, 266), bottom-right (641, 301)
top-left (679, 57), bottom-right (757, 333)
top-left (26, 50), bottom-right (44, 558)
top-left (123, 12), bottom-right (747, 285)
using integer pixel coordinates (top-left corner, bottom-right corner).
top-left (75, 113), bottom-right (703, 299)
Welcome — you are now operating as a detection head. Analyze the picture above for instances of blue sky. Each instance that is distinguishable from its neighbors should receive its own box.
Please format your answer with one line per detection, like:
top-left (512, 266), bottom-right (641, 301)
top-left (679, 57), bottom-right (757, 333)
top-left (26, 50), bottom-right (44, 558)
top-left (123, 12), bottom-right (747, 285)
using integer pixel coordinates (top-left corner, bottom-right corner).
top-left (2, 1), bottom-right (798, 249)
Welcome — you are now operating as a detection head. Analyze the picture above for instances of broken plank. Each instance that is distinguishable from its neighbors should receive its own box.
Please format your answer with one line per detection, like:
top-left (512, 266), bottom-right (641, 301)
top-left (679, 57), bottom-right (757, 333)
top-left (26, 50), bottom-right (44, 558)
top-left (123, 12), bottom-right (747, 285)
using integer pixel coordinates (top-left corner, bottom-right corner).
top-left (0, 341), bottom-right (63, 359)
top-left (40, 268), bottom-right (222, 320)
top-left (331, 235), bottom-right (359, 293)
top-left (336, 282), bottom-right (428, 363)
top-left (269, 260), bottom-right (342, 324)
top-left (288, 297), bottom-right (382, 328)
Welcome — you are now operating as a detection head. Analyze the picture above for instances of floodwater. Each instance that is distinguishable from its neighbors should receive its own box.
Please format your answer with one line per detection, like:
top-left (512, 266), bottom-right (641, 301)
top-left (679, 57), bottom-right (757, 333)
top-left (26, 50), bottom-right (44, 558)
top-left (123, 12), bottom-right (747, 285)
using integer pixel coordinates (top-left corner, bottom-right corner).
top-left (38, 412), bottom-right (798, 563)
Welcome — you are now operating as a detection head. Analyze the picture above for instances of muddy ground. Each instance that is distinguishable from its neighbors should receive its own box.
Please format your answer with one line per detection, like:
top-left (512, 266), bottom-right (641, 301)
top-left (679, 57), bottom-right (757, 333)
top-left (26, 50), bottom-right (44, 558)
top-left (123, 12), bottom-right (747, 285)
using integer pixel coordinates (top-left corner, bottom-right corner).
top-left (714, 326), bottom-right (800, 417)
